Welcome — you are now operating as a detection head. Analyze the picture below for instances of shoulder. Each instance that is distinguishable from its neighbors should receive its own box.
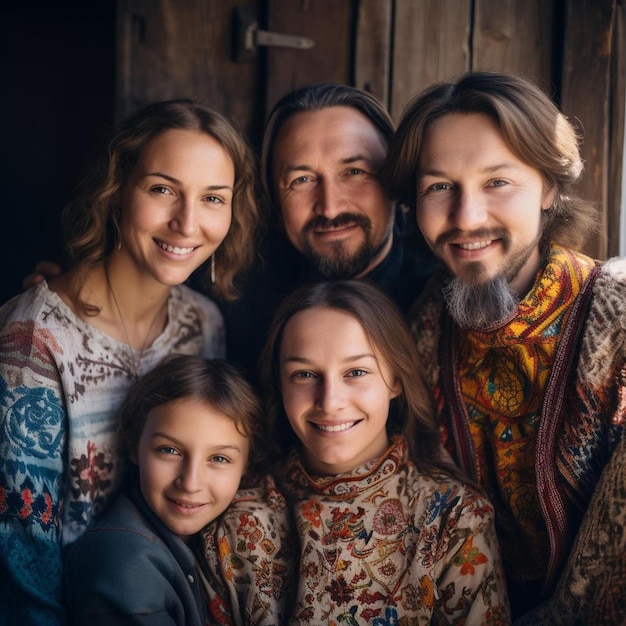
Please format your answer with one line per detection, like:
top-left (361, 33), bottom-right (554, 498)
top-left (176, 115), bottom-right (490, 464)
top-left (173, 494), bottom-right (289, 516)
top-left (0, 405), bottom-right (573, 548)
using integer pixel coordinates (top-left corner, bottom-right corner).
top-left (201, 473), bottom-right (294, 564)
top-left (169, 285), bottom-right (225, 357)
top-left (66, 495), bottom-right (166, 559)
top-left (0, 282), bottom-right (75, 380)
top-left (0, 281), bottom-right (55, 328)
top-left (576, 257), bottom-right (626, 420)
top-left (171, 284), bottom-right (223, 321)
top-left (594, 257), bottom-right (626, 302)
top-left (415, 471), bottom-right (495, 529)
top-left (64, 495), bottom-right (182, 604)
top-left (208, 474), bottom-right (292, 540)
top-left (581, 257), bottom-right (626, 354)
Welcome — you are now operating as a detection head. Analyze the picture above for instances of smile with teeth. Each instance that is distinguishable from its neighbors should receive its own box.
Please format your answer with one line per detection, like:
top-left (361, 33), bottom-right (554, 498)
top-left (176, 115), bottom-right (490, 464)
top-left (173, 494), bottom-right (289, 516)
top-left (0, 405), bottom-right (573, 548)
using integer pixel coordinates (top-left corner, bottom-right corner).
top-left (157, 240), bottom-right (196, 255)
top-left (170, 498), bottom-right (205, 508)
top-left (314, 421), bottom-right (358, 432)
top-left (456, 240), bottom-right (493, 251)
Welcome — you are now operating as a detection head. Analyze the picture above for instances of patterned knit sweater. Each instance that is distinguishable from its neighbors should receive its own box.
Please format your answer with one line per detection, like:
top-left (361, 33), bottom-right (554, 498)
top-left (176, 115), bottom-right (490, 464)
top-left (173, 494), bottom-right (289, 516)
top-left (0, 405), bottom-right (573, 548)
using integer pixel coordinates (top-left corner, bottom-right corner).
top-left (0, 280), bottom-right (225, 626)
top-left (282, 436), bottom-right (509, 625)
top-left (409, 244), bottom-right (626, 616)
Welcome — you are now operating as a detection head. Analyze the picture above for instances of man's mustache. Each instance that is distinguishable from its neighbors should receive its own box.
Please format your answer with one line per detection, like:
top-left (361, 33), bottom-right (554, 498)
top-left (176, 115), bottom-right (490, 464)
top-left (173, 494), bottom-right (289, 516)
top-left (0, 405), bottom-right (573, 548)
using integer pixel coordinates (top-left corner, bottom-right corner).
top-left (435, 228), bottom-right (510, 249)
top-left (303, 213), bottom-right (371, 234)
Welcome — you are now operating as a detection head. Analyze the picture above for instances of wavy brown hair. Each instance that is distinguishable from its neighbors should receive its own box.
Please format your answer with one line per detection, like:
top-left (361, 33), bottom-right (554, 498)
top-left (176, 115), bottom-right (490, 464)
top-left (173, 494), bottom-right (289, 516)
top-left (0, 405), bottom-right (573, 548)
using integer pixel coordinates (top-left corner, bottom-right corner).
top-left (63, 99), bottom-right (260, 305)
top-left (117, 355), bottom-right (267, 475)
top-left (260, 280), bottom-right (466, 481)
top-left (382, 71), bottom-right (598, 254)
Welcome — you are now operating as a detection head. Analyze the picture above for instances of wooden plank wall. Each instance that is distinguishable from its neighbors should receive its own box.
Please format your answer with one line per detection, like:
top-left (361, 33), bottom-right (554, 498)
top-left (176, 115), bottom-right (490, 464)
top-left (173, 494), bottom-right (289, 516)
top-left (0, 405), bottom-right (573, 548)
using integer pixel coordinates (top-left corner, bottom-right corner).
top-left (264, 0), bottom-right (355, 112)
top-left (116, 0), bottom-right (264, 142)
top-left (353, 0), bottom-right (624, 260)
top-left (561, 0), bottom-right (616, 259)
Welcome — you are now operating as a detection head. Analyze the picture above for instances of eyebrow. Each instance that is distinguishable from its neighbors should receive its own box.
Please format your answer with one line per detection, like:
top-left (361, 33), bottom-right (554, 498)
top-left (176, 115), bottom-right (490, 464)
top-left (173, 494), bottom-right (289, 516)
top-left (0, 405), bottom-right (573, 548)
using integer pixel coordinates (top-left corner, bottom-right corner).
top-left (419, 163), bottom-right (518, 178)
top-left (280, 154), bottom-right (372, 174)
top-left (145, 171), bottom-right (233, 191)
top-left (151, 432), bottom-right (243, 453)
top-left (283, 352), bottom-right (376, 365)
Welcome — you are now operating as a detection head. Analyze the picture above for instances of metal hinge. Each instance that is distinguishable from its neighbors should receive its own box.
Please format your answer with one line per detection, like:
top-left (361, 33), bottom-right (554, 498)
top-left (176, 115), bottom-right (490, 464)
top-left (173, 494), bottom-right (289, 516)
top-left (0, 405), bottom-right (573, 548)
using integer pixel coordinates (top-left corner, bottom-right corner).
top-left (233, 6), bottom-right (315, 62)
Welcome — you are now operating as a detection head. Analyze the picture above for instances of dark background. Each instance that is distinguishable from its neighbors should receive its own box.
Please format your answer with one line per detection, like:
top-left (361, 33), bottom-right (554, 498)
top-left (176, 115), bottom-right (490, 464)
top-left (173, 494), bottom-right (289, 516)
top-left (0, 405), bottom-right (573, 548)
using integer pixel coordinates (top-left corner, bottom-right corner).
top-left (1, 3), bottom-right (116, 305)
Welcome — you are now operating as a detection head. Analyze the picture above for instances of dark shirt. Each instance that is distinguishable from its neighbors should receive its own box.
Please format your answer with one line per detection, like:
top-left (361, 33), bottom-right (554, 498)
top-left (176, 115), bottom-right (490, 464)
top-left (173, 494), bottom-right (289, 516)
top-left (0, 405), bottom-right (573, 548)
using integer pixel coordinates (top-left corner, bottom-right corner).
top-left (64, 477), bottom-right (207, 626)
top-left (220, 208), bottom-right (437, 383)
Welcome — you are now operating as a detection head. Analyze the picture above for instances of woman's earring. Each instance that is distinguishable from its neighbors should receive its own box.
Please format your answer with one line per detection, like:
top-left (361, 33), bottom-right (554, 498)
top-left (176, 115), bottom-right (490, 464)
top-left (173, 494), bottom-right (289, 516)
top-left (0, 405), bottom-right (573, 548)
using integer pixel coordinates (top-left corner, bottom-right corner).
top-left (112, 206), bottom-right (122, 251)
top-left (210, 255), bottom-right (216, 284)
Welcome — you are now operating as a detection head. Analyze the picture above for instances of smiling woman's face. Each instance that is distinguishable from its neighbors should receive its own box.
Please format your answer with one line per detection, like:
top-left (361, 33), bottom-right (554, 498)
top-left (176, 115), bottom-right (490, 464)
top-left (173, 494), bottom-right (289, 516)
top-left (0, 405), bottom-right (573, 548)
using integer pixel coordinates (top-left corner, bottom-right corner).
top-left (116, 128), bottom-right (234, 287)
top-left (278, 305), bottom-right (399, 475)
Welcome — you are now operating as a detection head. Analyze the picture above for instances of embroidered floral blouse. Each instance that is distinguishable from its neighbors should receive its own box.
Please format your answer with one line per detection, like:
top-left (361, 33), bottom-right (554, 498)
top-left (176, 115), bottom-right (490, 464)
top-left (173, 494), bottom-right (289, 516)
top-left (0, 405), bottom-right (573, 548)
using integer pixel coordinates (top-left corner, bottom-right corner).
top-left (0, 281), bottom-right (225, 625)
top-left (281, 436), bottom-right (510, 625)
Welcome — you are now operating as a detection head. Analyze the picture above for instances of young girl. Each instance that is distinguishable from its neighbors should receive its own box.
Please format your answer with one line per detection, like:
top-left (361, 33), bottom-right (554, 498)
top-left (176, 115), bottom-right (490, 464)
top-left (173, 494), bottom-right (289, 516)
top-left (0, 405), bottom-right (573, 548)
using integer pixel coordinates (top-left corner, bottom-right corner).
top-left (260, 280), bottom-right (510, 625)
top-left (63, 354), bottom-right (265, 625)
top-left (0, 100), bottom-right (259, 624)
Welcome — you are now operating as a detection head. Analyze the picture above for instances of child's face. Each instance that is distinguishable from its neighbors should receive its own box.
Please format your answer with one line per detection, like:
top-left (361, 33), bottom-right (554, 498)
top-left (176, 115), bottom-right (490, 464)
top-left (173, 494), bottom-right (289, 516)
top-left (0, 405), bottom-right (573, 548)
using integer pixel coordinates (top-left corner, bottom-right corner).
top-left (279, 305), bottom-right (399, 475)
top-left (135, 397), bottom-right (249, 541)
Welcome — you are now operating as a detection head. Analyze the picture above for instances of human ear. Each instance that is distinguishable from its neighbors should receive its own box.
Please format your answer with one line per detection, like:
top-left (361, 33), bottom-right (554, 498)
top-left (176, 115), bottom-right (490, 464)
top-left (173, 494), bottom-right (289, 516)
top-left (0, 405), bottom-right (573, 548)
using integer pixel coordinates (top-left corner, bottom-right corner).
top-left (389, 378), bottom-right (402, 400)
top-left (541, 185), bottom-right (557, 210)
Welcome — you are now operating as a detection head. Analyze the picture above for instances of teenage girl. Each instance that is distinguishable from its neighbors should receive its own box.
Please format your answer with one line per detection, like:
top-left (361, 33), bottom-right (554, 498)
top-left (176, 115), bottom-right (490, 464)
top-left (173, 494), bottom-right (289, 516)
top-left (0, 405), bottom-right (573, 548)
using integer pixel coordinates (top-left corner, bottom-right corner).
top-left (260, 280), bottom-right (510, 624)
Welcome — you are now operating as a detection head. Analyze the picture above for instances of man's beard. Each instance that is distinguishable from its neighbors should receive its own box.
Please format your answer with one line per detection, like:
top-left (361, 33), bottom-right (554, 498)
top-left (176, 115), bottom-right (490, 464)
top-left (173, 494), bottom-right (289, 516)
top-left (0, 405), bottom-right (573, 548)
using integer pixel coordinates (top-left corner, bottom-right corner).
top-left (439, 229), bottom-right (541, 329)
top-left (301, 212), bottom-right (391, 279)
top-left (443, 274), bottom-right (519, 329)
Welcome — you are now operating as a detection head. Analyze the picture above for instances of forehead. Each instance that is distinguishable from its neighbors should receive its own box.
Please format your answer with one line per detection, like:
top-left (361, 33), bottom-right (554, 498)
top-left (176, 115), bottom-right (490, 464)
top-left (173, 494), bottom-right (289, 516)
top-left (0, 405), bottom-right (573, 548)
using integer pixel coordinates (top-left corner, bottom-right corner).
top-left (418, 112), bottom-right (519, 171)
top-left (138, 129), bottom-right (233, 172)
top-left (273, 106), bottom-right (387, 167)
top-left (280, 306), bottom-right (372, 356)
top-left (143, 397), bottom-right (249, 441)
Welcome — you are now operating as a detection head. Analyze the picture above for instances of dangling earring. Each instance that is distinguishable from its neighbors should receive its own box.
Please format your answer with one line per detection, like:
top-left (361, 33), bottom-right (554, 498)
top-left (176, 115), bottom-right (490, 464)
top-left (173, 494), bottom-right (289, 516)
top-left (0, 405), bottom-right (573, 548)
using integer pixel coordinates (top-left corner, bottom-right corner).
top-left (112, 206), bottom-right (122, 251)
top-left (210, 255), bottom-right (216, 284)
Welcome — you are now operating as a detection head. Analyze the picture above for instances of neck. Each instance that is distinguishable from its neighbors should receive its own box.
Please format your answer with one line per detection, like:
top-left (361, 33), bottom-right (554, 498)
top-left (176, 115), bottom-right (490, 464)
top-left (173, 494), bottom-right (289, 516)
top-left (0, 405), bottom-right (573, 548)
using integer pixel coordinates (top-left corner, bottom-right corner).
top-left (104, 253), bottom-right (170, 323)
top-left (102, 255), bottom-right (170, 350)
top-left (356, 230), bottom-right (394, 278)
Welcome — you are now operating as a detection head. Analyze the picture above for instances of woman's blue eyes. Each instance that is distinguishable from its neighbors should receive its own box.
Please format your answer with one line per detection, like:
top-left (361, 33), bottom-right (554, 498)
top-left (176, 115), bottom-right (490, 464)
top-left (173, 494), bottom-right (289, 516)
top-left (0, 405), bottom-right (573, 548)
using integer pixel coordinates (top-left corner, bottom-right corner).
top-left (158, 446), bottom-right (179, 456)
top-left (427, 179), bottom-right (508, 192)
top-left (156, 447), bottom-right (231, 464)
top-left (348, 369), bottom-right (367, 377)
top-left (291, 369), bottom-right (368, 379)
top-left (149, 186), bottom-right (224, 204)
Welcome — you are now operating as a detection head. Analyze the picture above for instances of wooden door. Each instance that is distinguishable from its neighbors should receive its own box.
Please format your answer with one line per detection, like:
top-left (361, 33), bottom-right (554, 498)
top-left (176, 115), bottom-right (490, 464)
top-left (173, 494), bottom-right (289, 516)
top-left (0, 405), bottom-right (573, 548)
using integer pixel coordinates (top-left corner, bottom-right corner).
top-left (116, 0), bottom-right (356, 145)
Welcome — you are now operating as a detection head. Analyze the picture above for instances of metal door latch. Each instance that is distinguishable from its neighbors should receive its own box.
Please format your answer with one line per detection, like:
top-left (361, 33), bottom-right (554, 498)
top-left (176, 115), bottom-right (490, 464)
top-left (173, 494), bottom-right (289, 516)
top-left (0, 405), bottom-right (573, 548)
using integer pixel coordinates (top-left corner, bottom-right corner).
top-left (233, 6), bottom-right (315, 62)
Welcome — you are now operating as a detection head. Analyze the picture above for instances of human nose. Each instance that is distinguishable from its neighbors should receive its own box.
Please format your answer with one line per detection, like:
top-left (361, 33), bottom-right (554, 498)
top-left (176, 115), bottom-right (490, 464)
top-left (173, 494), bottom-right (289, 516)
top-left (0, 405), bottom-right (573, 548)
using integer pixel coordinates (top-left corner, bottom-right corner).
top-left (169, 198), bottom-right (198, 236)
top-left (176, 458), bottom-right (203, 492)
top-left (313, 179), bottom-right (346, 219)
top-left (315, 377), bottom-right (343, 413)
top-left (451, 188), bottom-right (488, 231)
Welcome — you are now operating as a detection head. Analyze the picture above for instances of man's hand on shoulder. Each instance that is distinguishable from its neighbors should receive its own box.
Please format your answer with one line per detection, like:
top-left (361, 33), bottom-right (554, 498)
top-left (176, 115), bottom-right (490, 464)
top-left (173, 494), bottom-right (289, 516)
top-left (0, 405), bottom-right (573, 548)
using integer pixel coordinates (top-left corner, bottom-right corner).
top-left (22, 261), bottom-right (62, 290)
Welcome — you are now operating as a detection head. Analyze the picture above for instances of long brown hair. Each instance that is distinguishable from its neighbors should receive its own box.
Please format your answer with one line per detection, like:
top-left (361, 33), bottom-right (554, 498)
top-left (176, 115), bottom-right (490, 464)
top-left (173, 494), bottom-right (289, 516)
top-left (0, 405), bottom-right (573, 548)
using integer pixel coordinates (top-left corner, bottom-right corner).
top-left (260, 280), bottom-right (465, 481)
top-left (382, 71), bottom-right (598, 254)
top-left (63, 99), bottom-right (260, 306)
